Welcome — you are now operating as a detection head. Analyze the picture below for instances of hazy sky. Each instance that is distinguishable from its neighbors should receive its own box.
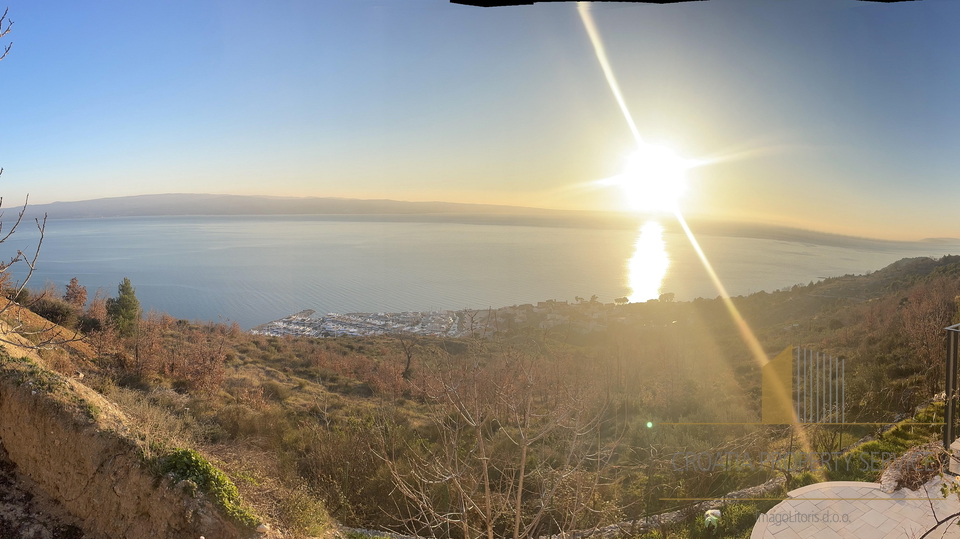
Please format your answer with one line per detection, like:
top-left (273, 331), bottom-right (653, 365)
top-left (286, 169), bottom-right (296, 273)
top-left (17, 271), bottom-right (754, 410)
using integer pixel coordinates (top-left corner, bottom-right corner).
top-left (1, 0), bottom-right (958, 240)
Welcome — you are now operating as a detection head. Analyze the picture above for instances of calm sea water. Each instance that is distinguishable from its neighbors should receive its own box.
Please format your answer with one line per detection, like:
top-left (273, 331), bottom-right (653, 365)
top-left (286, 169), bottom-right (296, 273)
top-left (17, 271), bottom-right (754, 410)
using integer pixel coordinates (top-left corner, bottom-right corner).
top-left (10, 216), bottom-right (960, 329)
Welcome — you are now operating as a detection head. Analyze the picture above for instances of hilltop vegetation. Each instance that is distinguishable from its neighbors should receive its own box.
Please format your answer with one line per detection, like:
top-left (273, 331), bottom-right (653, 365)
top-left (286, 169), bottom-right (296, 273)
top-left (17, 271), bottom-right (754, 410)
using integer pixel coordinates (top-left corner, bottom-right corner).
top-left (1, 255), bottom-right (958, 538)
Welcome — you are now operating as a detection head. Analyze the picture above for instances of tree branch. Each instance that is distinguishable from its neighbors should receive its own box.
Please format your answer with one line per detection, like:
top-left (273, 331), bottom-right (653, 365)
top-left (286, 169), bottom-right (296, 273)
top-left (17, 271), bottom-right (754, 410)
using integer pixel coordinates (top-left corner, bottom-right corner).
top-left (0, 7), bottom-right (11, 62)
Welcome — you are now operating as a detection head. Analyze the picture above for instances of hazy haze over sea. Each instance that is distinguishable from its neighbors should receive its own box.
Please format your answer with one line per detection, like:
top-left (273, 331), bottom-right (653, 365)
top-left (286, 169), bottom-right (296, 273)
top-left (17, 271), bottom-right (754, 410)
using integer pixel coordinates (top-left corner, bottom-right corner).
top-left (13, 216), bottom-right (960, 329)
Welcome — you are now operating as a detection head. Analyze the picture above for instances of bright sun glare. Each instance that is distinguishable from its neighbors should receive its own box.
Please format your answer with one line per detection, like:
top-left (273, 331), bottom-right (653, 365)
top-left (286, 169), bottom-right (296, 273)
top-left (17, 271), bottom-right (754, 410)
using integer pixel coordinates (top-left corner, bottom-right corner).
top-left (627, 221), bottom-right (669, 302)
top-left (600, 144), bottom-right (690, 213)
top-left (578, 1), bottom-right (812, 455)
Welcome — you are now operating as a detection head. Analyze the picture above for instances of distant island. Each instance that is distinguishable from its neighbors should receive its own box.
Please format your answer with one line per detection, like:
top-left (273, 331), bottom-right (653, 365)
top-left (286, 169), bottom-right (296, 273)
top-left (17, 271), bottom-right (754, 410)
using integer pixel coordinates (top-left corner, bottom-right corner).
top-left (26, 193), bottom-right (958, 249)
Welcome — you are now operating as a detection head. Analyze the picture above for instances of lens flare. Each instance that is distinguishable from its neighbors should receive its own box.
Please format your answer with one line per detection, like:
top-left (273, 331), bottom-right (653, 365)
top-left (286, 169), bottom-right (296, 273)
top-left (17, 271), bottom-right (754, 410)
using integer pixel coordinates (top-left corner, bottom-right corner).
top-left (577, 1), bottom-right (815, 467)
top-left (577, 2), bottom-right (642, 148)
top-left (578, 0), bottom-right (783, 388)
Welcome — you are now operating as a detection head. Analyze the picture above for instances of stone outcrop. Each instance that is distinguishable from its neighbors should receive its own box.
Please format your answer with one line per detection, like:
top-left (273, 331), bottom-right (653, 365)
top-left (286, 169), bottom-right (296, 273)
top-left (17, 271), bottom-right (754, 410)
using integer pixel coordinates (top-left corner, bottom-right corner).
top-left (879, 441), bottom-right (944, 494)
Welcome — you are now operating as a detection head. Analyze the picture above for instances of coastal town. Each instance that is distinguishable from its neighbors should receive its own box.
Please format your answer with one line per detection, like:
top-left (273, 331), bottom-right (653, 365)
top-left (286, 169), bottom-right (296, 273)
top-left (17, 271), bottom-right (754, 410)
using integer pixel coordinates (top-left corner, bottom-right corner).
top-left (250, 309), bottom-right (464, 338)
top-left (248, 296), bottom-right (664, 339)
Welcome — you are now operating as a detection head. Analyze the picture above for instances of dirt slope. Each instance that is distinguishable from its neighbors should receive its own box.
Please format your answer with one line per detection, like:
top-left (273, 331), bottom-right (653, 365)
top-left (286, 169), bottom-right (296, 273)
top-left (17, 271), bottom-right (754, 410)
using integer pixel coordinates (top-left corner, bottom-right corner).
top-left (0, 441), bottom-right (86, 539)
top-left (0, 349), bottom-right (252, 539)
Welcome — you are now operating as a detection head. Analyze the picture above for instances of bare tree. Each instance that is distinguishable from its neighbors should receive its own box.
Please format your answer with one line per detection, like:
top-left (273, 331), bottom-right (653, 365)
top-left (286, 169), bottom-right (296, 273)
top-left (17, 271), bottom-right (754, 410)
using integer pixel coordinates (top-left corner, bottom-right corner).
top-left (901, 276), bottom-right (959, 395)
top-left (0, 185), bottom-right (59, 348)
top-left (0, 10), bottom-right (81, 350)
top-left (398, 333), bottom-right (415, 380)
top-left (375, 342), bottom-right (615, 539)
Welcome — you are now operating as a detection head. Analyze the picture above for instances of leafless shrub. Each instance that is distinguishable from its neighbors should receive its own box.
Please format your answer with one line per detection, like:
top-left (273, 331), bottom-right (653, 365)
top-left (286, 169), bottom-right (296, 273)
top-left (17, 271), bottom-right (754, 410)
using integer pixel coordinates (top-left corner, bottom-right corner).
top-left (374, 342), bottom-right (617, 539)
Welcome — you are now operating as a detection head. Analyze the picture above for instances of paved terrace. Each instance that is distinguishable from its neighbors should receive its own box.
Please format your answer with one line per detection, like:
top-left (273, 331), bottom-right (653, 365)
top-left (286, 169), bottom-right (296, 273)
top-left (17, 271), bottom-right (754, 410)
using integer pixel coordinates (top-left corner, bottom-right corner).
top-left (752, 479), bottom-right (960, 539)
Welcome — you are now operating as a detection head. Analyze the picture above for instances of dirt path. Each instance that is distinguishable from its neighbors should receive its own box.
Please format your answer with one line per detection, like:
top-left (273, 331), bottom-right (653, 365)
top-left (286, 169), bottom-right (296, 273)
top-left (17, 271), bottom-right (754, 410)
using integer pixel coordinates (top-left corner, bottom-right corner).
top-left (0, 443), bottom-right (87, 539)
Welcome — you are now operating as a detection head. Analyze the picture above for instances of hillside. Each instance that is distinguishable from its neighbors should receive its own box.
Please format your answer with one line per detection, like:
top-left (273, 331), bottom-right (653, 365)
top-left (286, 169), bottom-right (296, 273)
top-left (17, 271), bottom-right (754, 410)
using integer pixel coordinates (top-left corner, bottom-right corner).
top-left (25, 193), bottom-right (953, 248)
top-left (0, 255), bottom-right (957, 538)
top-left (0, 321), bottom-right (259, 538)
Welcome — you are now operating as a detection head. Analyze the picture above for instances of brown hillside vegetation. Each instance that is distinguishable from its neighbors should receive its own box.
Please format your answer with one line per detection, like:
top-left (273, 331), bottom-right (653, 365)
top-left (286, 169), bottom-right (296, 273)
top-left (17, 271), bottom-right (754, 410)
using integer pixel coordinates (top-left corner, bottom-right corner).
top-left (0, 347), bottom-right (253, 538)
top-left (0, 255), bottom-right (956, 538)
top-left (0, 303), bottom-right (95, 362)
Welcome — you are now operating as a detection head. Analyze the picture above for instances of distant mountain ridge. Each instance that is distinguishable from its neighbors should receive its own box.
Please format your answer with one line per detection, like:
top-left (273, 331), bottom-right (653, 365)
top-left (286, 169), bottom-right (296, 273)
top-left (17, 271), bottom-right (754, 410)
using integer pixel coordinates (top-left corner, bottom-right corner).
top-left (24, 193), bottom-right (959, 249)
top-left (30, 193), bottom-right (638, 227)
top-left (34, 193), bottom-right (590, 218)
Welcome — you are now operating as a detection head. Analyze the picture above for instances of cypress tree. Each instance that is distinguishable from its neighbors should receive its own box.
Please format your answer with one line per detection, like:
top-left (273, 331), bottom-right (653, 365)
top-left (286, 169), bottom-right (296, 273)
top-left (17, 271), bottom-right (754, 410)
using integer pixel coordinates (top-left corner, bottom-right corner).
top-left (106, 277), bottom-right (141, 337)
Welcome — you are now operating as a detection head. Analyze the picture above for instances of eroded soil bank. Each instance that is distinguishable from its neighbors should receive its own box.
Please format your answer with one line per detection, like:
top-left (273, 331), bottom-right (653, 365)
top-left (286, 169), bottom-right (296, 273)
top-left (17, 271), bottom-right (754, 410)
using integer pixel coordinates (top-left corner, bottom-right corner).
top-left (0, 442), bottom-right (86, 539)
top-left (0, 353), bottom-right (249, 539)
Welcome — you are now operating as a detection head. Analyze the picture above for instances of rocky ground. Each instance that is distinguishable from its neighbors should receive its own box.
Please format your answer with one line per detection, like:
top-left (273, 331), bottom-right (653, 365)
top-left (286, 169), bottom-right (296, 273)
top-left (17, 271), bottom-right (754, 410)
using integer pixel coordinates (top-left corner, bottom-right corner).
top-left (0, 443), bottom-right (86, 539)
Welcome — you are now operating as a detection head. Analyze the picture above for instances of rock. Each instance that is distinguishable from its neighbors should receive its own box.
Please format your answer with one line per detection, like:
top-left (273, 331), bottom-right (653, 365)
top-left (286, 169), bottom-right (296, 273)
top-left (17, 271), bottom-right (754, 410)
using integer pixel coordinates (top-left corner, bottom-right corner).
top-left (257, 523), bottom-right (270, 534)
top-left (879, 471), bottom-right (897, 494)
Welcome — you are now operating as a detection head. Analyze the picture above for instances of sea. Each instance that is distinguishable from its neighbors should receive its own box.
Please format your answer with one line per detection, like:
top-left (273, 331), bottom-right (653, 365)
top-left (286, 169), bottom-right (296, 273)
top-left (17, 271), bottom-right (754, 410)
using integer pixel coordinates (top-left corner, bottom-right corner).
top-left (10, 216), bottom-right (960, 330)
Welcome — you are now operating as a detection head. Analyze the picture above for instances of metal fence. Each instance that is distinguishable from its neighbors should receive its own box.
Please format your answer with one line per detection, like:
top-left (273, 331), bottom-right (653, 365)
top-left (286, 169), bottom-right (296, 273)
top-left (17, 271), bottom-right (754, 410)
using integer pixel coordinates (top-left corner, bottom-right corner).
top-left (944, 323), bottom-right (960, 449)
top-left (795, 347), bottom-right (844, 423)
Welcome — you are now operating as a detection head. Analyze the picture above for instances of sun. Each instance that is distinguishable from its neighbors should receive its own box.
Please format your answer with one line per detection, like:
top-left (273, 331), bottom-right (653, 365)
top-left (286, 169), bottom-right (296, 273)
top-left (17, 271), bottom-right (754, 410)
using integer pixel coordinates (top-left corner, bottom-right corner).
top-left (600, 144), bottom-right (691, 213)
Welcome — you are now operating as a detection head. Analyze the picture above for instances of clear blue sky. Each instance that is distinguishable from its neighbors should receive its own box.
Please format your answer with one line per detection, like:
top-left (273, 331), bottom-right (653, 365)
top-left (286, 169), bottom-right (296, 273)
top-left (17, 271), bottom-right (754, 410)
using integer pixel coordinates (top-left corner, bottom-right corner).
top-left (1, 0), bottom-right (958, 240)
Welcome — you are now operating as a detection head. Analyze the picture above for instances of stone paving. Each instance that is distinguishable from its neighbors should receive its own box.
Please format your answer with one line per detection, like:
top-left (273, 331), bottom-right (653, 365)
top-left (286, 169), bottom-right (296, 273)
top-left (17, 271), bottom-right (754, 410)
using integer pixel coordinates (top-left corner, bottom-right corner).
top-left (751, 479), bottom-right (960, 539)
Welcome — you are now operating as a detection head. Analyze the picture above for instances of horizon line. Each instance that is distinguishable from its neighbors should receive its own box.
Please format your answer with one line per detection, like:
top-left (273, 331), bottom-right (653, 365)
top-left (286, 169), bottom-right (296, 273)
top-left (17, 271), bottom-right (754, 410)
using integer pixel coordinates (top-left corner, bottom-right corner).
top-left (24, 192), bottom-right (958, 245)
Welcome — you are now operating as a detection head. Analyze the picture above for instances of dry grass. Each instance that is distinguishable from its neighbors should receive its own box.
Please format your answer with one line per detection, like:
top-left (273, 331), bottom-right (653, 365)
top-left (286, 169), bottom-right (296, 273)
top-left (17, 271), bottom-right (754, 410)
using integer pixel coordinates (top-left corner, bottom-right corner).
top-left (203, 441), bottom-right (332, 537)
top-left (0, 304), bottom-right (96, 369)
top-left (100, 385), bottom-right (197, 462)
top-left (887, 441), bottom-right (946, 492)
top-left (0, 305), bottom-right (86, 349)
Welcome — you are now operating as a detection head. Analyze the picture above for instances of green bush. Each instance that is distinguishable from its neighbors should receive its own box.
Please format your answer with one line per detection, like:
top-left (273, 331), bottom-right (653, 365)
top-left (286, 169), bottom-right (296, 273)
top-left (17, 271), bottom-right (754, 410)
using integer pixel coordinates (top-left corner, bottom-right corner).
top-left (76, 315), bottom-right (102, 333)
top-left (30, 297), bottom-right (78, 328)
top-left (722, 503), bottom-right (764, 533)
top-left (825, 407), bottom-right (941, 482)
top-left (636, 502), bottom-right (767, 539)
top-left (11, 287), bottom-right (30, 304)
top-left (787, 470), bottom-right (819, 490)
top-left (159, 448), bottom-right (258, 528)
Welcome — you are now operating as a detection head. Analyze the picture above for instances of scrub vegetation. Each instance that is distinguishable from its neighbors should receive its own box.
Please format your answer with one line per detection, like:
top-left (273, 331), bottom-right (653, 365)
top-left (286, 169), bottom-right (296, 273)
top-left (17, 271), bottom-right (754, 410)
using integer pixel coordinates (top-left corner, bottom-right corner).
top-left (2, 255), bottom-right (958, 538)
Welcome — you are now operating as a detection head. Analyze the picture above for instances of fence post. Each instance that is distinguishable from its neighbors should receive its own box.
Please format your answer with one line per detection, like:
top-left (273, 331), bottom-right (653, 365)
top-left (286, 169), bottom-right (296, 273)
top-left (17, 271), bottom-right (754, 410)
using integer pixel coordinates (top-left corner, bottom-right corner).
top-left (945, 323), bottom-right (960, 449)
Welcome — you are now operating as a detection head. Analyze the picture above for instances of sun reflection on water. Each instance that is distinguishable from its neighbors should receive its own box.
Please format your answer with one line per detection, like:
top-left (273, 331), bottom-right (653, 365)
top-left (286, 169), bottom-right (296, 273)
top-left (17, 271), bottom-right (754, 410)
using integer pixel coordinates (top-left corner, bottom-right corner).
top-left (627, 221), bottom-right (669, 302)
